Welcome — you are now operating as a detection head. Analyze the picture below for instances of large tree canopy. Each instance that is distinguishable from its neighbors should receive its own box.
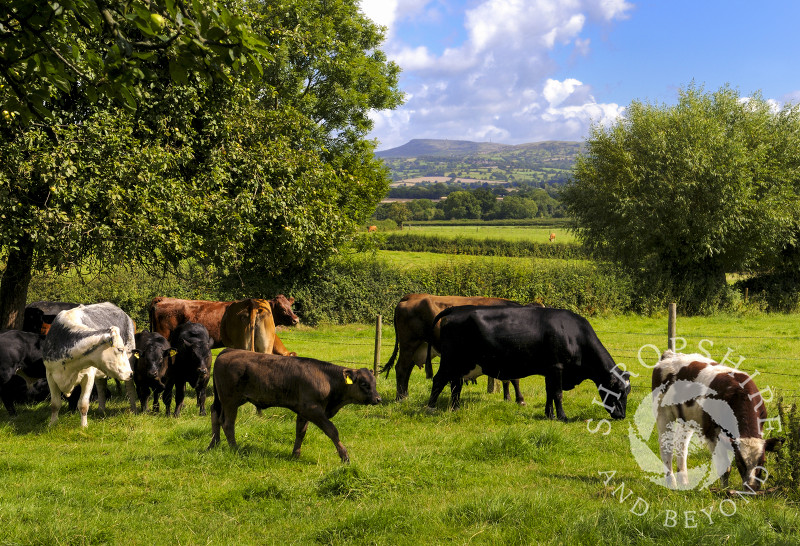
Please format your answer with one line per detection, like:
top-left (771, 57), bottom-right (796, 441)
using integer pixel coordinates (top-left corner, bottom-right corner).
top-left (0, 0), bottom-right (402, 328)
top-left (562, 85), bottom-right (800, 311)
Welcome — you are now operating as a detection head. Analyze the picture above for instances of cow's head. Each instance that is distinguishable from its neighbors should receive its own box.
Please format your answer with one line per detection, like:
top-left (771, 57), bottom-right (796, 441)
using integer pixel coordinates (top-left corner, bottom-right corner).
top-left (135, 336), bottom-right (175, 387)
top-left (270, 295), bottom-right (299, 326)
top-left (99, 326), bottom-right (134, 381)
top-left (599, 368), bottom-right (631, 420)
top-left (735, 437), bottom-right (784, 491)
top-left (177, 330), bottom-right (213, 387)
top-left (343, 368), bottom-right (382, 405)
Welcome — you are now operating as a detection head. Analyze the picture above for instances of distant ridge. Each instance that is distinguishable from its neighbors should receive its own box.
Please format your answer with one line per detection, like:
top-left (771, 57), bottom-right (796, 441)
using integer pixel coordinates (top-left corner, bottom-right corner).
top-left (376, 138), bottom-right (581, 158)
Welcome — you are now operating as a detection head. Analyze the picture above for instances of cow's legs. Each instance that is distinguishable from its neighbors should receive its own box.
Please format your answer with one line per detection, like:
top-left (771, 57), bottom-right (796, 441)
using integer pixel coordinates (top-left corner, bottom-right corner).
top-left (303, 410), bottom-right (349, 463)
top-left (502, 380), bottom-right (526, 405)
top-left (292, 415), bottom-right (310, 458)
top-left (449, 379), bottom-right (464, 410)
top-left (394, 356), bottom-right (414, 401)
top-left (162, 383), bottom-right (173, 416)
top-left (674, 426), bottom-right (694, 488)
top-left (95, 376), bottom-right (108, 415)
top-left (46, 372), bottom-right (62, 425)
top-left (427, 369), bottom-right (450, 409)
top-left (708, 433), bottom-right (733, 487)
top-left (173, 381), bottom-right (186, 417)
top-left (196, 380), bottom-right (207, 416)
top-left (124, 380), bottom-right (137, 413)
top-left (219, 403), bottom-right (239, 448)
top-left (0, 387), bottom-right (17, 416)
top-left (544, 371), bottom-right (567, 421)
top-left (77, 373), bottom-right (95, 428)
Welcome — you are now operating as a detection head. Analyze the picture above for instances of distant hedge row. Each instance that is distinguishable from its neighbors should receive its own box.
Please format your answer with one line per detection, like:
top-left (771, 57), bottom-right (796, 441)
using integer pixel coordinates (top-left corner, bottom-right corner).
top-left (27, 255), bottom-right (632, 326)
top-left (380, 233), bottom-right (589, 260)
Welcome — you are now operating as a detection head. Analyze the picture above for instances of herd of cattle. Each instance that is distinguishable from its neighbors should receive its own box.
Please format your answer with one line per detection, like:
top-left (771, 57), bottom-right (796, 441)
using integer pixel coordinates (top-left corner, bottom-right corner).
top-left (0, 293), bottom-right (782, 489)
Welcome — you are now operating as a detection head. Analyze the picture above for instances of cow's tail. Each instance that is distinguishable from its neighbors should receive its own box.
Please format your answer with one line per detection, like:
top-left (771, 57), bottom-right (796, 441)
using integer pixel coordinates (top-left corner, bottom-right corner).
top-left (248, 300), bottom-right (257, 352)
top-left (380, 337), bottom-right (399, 378)
top-left (425, 307), bottom-right (456, 379)
top-left (148, 297), bottom-right (164, 333)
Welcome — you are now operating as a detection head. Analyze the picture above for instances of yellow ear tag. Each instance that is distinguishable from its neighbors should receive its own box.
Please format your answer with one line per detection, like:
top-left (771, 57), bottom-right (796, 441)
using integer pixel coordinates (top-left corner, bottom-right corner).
top-left (134, 353), bottom-right (140, 359)
top-left (345, 376), bottom-right (354, 385)
top-left (170, 349), bottom-right (178, 357)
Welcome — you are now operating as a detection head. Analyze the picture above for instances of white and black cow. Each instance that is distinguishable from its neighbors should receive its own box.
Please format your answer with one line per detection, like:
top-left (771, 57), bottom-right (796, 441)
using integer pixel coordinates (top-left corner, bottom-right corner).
top-left (427, 306), bottom-right (631, 420)
top-left (42, 302), bottom-right (138, 427)
top-left (652, 350), bottom-right (783, 491)
top-left (0, 329), bottom-right (47, 416)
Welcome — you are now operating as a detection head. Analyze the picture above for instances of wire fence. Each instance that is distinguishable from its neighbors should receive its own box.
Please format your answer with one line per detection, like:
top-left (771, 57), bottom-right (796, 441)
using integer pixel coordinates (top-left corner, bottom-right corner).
top-left (278, 307), bottom-right (800, 404)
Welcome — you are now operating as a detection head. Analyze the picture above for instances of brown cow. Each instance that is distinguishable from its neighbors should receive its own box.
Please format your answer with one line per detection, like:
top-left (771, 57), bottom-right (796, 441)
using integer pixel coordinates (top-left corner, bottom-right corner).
top-left (219, 298), bottom-right (296, 356)
top-left (368, 225), bottom-right (378, 233)
top-left (380, 294), bottom-right (526, 402)
top-left (149, 295), bottom-right (299, 349)
top-left (549, 233), bottom-right (556, 242)
top-left (208, 349), bottom-right (381, 462)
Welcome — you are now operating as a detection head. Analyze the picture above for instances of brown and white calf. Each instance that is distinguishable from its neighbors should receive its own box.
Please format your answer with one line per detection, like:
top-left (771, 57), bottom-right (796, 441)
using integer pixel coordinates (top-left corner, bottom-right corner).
top-left (652, 350), bottom-right (783, 491)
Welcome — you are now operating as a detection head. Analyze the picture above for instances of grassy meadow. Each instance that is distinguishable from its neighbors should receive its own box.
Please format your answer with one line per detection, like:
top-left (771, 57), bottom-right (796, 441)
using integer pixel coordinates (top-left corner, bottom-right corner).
top-left (402, 223), bottom-right (578, 244)
top-left (1, 315), bottom-right (799, 545)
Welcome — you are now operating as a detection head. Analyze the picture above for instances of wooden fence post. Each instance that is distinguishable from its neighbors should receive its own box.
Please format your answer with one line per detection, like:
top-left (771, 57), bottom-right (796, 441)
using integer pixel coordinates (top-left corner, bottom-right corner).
top-left (373, 315), bottom-right (382, 378)
top-left (668, 303), bottom-right (677, 351)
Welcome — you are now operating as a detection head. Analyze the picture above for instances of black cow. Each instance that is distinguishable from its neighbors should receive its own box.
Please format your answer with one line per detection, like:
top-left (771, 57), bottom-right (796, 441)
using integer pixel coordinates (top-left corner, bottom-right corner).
top-left (22, 301), bottom-right (81, 335)
top-left (164, 322), bottom-right (212, 417)
top-left (208, 349), bottom-right (382, 462)
top-left (131, 331), bottom-right (175, 413)
top-left (427, 306), bottom-right (631, 420)
top-left (0, 330), bottom-right (47, 415)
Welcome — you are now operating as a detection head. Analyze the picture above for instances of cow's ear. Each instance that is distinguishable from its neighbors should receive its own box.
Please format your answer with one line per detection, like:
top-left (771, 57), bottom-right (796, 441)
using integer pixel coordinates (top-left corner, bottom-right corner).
top-left (343, 369), bottom-right (355, 385)
top-left (766, 437), bottom-right (785, 452)
top-left (288, 297), bottom-right (295, 304)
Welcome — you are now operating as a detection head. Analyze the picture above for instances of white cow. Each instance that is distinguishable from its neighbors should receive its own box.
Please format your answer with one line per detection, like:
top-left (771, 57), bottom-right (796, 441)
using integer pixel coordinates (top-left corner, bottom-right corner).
top-left (42, 302), bottom-right (137, 427)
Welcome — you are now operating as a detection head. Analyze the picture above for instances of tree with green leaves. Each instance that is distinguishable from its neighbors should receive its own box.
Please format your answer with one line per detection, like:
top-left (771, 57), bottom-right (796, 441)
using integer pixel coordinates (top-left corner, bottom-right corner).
top-left (0, 0), bottom-right (401, 328)
top-left (562, 84), bottom-right (800, 311)
top-left (442, 190), bottom-right (481, 220)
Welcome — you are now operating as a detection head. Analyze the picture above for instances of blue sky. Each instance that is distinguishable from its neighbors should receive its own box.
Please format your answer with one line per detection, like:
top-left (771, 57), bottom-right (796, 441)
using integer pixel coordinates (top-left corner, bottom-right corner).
top-left (360, 0), bottom-right (800, 150)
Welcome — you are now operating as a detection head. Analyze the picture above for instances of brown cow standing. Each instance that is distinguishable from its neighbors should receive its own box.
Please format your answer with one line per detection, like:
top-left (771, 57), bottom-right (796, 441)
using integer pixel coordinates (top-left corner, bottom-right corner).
top-left (208, 349), bottom-right (381, 462)
top-left (380, 294), bottom-right (526, 402)
top-left (220, 298), bottom-right (296, 356)
top-left (149, 295), bottom-right (299, 349)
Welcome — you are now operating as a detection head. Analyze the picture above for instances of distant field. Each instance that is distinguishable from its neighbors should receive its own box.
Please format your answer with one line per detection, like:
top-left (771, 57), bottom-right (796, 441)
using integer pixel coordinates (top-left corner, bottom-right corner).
top-left (401, 224), bottom-right (578, 244)
top-left (375, 250), bottom-right (585, 269)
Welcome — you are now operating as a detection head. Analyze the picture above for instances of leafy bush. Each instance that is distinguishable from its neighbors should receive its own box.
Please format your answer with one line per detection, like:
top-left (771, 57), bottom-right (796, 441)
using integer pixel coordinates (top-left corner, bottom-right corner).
top-left (774, 398), bottom-right (800, 500)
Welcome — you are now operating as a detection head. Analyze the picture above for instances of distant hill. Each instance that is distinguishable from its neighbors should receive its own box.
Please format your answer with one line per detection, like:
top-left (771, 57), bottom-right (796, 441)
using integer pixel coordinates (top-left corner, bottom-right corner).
top-left (376, 139), bottom-right (584, 193)
top-left (375, 139), bottom-right (511, 158)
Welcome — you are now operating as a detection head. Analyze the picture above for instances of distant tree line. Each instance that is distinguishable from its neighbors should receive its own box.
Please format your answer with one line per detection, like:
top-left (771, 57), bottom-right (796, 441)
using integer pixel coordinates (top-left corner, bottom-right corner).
top-left (374, 186), bottom-right (564, 225)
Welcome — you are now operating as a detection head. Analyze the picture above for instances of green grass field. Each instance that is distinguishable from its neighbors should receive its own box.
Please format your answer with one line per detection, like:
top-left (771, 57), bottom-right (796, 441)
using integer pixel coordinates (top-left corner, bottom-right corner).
top-left (375, 249), bottom-right (587, 270)
top-left (402, 224), bottom-right (578, 244)
top-left (1, 316), bottom-right (799, 544)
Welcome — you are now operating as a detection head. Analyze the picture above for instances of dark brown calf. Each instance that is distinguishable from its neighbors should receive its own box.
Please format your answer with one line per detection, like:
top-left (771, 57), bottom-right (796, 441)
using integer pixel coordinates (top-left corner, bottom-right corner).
top-left (208, 349), bottom-right (381, 462)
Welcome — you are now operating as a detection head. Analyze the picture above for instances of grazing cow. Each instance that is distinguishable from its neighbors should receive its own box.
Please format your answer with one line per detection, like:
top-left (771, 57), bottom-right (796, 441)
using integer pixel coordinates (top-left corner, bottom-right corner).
top-left (164, 322), bottom-right (212, 417)
top-left (427, 306), bottom-right (630, 420)
top-left (42, 302), bottom-right (138, 427)
top-left (208, 349), bottom-right (382, 462)
top-left (549, 233), bottom-right (556, 242)
top-left (0, 329), bottom-right (47, 416)
top-left (381, 294), bottom-right (526, 402)
top-left (22, 301), bottom-right (81, 335)
top-left (368, 225), bottom-right (378, 233)
top-left (149, 295), bottom-right (298, 348)
top-left (652, 350), bottom-right (783, 491)
top-left (220, 298), bottom-right (296, 356)
top-left (131, 331), bottom-right (175, 413)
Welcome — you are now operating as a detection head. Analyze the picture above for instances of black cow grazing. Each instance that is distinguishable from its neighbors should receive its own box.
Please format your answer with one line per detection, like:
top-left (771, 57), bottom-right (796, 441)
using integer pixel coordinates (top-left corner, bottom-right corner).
top-left (164, 322), bottom-right (212, 417)
top-left (0, 330), bottom-right (47, 416)
top-left (208, 349), bottom-right (382, 462)
top-left (427, 306), bottom-right (631, 420)
top-left (131, 331), bottom-right (175, 413)
top-left (22, 301), bottom-right (81, 335)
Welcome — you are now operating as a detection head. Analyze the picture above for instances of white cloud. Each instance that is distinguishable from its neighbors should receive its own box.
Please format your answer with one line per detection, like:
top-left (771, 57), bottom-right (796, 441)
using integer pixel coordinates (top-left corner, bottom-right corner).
top-left (365, 0), bottom-right (633, 149)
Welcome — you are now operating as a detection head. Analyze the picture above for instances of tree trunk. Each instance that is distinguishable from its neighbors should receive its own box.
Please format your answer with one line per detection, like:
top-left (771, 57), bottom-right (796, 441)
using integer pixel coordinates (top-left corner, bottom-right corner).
top-left (0, 241), bottom-right (34, 330)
